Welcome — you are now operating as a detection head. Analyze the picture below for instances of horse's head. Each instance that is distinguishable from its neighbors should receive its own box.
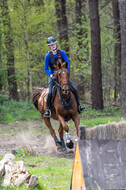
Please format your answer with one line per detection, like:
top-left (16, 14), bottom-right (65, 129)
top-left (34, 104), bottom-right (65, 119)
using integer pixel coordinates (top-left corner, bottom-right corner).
top-left (56, 60), bottom-right (70, 95)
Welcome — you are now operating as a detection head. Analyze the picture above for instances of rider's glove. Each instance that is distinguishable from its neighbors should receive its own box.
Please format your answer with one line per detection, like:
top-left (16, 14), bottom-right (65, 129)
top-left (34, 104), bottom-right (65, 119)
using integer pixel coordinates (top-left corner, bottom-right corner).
top-left (50, 74), bottom-right (55, 80)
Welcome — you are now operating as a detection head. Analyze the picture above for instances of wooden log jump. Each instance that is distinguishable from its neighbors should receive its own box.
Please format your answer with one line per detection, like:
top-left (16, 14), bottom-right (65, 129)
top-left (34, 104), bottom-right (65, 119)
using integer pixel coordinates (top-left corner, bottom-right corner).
top-left (71, 121), bottom-right (126, 190)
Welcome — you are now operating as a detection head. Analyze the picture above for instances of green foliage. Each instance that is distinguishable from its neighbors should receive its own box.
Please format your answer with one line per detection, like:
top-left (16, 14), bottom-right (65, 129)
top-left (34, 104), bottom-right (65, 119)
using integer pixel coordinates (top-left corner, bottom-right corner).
top-left (0, 0), bottom-right (122, 104)
top-left (79, 105), bottom-right (121, 127)
top-left (0, 100), bottom-right (41, 123)
top-left (15, 149), bottom-right (23, 157)
top-left (0, 99), bottom-right (122, 126)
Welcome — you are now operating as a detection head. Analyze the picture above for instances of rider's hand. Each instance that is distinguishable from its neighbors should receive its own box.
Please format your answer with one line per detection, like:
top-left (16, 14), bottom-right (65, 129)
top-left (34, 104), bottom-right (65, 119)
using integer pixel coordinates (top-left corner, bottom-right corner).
top-left (50, 74), bottom-right (55, 80)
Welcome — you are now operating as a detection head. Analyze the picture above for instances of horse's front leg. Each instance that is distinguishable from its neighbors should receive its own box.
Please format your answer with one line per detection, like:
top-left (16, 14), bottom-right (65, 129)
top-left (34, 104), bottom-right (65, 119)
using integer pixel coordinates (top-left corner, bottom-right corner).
top-left (72, 113), bottom-right (80, 137)
top-left (58, 115), bottom-right (74, 149)
top-left (58, 123), bottom-right (67, 151)
top-left (43, 117), bottom-right (62, 150)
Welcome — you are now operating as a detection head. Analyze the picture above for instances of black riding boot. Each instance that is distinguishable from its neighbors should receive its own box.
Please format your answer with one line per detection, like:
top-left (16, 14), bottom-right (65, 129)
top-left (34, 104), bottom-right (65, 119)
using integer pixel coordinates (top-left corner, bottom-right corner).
top-left (74, 89), bottom-right (86, 114)
top-left (43, 77), bottom-right (55, 118)
top-left (69, 80), bottom-right (86, 114)
top-left (43, 94), bottom-right (51, 117)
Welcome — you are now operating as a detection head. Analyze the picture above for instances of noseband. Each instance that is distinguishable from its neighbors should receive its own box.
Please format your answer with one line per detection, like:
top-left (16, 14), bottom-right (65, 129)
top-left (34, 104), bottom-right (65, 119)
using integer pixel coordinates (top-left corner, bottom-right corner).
top-left (57, 69), bottom-right (70, 95)
top-left (53, 69), bottom-right (72, 109)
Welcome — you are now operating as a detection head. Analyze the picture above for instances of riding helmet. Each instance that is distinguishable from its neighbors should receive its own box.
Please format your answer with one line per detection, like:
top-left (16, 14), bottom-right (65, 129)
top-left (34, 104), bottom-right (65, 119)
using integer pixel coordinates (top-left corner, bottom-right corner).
top-left (47, 36), bottom-right (57, 46)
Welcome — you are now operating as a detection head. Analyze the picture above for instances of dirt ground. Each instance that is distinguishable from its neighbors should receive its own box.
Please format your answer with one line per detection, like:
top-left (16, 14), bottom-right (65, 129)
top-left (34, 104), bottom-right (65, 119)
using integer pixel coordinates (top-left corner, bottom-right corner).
top-left (0, 120), bottom-right (77, 159)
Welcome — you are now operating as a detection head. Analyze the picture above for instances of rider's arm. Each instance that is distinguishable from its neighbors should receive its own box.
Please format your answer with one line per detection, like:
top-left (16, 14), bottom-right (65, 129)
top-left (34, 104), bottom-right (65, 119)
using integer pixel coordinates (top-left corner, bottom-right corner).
top-left (61, 50), bottom-right (70, 72)
top-left (44, 54), bottom-right (51, 77)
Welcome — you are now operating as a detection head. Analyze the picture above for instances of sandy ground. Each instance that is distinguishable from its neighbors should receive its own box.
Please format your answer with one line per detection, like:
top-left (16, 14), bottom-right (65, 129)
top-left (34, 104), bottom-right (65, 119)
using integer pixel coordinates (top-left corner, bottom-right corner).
top-left (0, 121), bottom-right (77, 159)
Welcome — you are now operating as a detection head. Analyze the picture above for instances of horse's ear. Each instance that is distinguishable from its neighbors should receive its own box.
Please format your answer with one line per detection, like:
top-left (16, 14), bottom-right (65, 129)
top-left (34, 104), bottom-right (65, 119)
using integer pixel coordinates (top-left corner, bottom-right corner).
top-left (65, 62), bottom-right (68, 69)
top-left (57, 59), bottom-right (62, 69)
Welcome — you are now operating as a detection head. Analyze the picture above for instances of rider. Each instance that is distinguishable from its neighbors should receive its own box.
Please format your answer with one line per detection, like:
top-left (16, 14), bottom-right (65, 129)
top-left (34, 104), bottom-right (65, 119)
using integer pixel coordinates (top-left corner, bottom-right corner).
top-left (43, 36), bottom-right (85, 117)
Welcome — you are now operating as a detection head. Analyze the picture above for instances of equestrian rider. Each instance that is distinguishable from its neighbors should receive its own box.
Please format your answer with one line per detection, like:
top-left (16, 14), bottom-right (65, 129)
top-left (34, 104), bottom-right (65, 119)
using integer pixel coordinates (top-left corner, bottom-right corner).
top-left (43, 36), bottom-right (85, 117)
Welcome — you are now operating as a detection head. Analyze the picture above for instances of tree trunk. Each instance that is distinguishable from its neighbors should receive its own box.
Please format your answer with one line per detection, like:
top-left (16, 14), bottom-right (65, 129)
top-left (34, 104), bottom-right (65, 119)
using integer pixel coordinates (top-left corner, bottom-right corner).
top-left (23, 0), bottom-right (32, 101)
top-left (112, 0), bottom-right (121, 104)
top-left (88, 0), bottom-right (103, 110)
top-left (0, 0), bottom-right (19, 100)
top-left (55, 0), bottom-right (69, 54)
top-left (75, 0), bottom-right (83, 48)
top-left (75, 0), bottom-right (87, 98)
top-left (119, 0), bottom-right (126, 115)
top-left (0, 19), bottom-right (2, 92)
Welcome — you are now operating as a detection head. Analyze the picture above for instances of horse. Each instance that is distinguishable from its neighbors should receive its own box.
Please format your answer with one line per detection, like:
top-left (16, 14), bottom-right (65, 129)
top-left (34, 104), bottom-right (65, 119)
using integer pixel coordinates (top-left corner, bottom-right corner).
top-left (32, 61), bottom-right (80, 151)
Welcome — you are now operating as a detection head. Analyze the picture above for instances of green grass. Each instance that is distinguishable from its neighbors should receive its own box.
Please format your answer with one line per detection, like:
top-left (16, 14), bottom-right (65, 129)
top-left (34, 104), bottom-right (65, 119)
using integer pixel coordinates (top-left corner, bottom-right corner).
top-left (0, 155), bottom-right (73, 190)
top-left (79, 105), bottom-right (122, 127)
top-left (0, 100), bottom-right (41, 123)
top-left (0, 100), bottom-right (124, 190)
top-left (0, 100), bottom-right (122, 126)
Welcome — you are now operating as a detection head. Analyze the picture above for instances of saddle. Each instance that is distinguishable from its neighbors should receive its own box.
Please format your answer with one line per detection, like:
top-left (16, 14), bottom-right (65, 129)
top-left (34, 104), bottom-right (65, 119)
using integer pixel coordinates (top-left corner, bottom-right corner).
top-left (42, 85), bottom-right (57, 113)
top-left (44, 85), bottom-right (56, 102)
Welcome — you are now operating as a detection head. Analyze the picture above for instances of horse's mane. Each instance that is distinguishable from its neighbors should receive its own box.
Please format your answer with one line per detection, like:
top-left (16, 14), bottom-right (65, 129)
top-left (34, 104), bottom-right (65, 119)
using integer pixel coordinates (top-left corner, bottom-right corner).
top-left (54, 60), bottom-right (68, 70)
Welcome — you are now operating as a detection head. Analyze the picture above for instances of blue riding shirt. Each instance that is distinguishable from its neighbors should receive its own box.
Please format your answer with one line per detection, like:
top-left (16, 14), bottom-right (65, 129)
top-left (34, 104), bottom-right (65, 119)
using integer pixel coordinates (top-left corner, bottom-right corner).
top-left (44, 49), bottom-right (70, 77)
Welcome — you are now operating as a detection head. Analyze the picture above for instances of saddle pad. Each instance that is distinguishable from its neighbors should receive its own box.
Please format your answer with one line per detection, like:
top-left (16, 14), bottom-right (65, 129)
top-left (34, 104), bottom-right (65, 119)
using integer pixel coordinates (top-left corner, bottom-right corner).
top-left (39, 86), bottom-right (56, 111)
top-left (39, 88), bottom-right (49, 109)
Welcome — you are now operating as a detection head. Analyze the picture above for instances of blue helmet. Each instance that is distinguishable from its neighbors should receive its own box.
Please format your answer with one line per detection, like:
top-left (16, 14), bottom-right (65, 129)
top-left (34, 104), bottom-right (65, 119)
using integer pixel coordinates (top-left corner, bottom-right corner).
top-left (47, 36), bottom-right (57, 45)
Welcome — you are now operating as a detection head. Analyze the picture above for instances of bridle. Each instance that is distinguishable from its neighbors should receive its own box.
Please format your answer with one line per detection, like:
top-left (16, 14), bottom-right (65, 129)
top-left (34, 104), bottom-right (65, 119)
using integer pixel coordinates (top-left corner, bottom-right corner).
top-left (57, 69), bottom-right (70, 95)
top-left (54, 68), bottom-right (72, 109)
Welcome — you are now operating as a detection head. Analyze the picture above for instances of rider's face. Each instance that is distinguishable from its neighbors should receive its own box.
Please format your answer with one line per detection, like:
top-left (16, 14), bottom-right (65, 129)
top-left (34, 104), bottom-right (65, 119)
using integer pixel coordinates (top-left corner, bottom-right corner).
top-left (49, 43), bottom-right (57, 51)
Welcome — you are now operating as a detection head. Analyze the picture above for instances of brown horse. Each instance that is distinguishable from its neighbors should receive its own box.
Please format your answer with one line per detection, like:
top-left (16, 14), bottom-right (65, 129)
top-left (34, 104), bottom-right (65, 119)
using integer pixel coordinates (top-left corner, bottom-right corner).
top-left (32, 61), bottom-right (80, 151)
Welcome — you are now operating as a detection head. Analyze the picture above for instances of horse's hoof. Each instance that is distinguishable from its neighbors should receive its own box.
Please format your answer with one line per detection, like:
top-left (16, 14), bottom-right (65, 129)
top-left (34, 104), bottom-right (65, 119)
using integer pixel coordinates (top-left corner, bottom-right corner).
top-left (57, 147), bottom-right (67, 152)
top-left (61, 147), bottom-right (67, 152)
top-left (57, 147), bottom-right (63, 152)
top-left (66, 140), bottom-right (74, 149)
top-left (56, 142), bottom-right (62, 152)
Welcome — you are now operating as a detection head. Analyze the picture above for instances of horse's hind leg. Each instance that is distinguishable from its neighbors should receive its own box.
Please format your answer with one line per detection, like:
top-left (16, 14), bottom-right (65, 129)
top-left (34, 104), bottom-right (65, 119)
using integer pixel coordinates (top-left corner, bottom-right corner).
top-left (58, 123), bottom-right (66, 151)
top-left (43, 117), bottom-right (62, 150)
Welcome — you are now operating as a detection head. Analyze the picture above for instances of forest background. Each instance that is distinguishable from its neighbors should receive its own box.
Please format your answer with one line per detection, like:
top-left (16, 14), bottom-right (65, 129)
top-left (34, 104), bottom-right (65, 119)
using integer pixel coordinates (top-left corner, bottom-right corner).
top-left (0, 0), bottom-right (126, 114)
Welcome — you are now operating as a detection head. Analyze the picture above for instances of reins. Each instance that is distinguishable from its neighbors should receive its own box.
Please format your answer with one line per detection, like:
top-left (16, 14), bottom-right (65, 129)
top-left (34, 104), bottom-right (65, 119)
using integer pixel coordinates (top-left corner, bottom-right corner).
top-left (57, 87), bottom-right (72, 109)
top-left (49, 70), bottom-right (72, 109)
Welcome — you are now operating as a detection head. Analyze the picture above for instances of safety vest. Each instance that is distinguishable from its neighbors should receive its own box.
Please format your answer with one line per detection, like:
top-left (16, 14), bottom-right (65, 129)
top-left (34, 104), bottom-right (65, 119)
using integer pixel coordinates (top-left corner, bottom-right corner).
top-left (49, 49), bottom-right (64, 71)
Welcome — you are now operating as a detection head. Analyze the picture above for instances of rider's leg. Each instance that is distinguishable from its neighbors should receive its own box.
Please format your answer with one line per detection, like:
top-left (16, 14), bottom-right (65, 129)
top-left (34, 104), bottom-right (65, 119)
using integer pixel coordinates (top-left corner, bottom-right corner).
top-left (69, 80), bottom-right (86, 114)
top-left (43, 77), bottom-right (55, 117)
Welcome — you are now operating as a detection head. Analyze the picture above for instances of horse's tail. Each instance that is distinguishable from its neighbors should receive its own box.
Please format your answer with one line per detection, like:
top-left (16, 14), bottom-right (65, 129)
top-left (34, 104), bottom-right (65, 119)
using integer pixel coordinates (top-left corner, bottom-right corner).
top-left (32, 88), bottom-right (44, 110)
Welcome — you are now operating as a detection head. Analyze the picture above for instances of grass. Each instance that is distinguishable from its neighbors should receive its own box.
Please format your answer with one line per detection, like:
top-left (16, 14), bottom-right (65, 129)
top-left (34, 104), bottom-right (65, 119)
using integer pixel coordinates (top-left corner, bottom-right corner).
top-left (25, 156), bottom-right (73, 190)
top-left (0, 99), bottom-right (123, 126)
top-left (0, 100), bottom-right (41, 123)
top-left (0, 99), bottom-right (124, 190)
top-left (80, 105), bottom-right (122, 126)
top-left (0, 155), bottom-right (73, 190)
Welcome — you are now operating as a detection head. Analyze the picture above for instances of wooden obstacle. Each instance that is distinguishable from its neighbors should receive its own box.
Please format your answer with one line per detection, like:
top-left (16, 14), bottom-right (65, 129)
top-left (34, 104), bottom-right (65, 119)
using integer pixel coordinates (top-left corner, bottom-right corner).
top-left (71, 122), bottom-right (126, 190)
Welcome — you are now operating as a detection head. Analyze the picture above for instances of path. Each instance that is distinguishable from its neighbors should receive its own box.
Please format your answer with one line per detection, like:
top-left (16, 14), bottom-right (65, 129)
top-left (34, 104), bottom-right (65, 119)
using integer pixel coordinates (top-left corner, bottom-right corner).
top-left (0, 121), bottom-right (76, 159)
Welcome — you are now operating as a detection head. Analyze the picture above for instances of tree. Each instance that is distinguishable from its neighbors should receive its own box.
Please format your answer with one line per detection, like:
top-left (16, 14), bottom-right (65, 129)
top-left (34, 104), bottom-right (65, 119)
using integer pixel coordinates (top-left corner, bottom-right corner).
top-left (75, 0), bottom-right (83, 50)
top-left (88, 0), bottom-right (103, 109)
top-left (119, 0), bottom-right (126, 115)
top-left (0, 19), bottom-right (2, 92)
top-left (74, 0), bottom-right (88, 98)
top-left (34, 0), bottom-right (44, 6)
top-left (22, 0), bottom-right (32, 101)
top-left (112, 0), bottom-right (121, 103)
top-left (55, 0), bottom-right (69, 54)
top-left (0, 0), bottom-right (19, 100)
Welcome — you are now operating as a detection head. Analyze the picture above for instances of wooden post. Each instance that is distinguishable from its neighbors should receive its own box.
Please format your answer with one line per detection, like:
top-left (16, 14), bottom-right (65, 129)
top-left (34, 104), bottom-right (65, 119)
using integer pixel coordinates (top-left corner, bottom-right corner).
top-left (79, 126), bottom-right (86, 140)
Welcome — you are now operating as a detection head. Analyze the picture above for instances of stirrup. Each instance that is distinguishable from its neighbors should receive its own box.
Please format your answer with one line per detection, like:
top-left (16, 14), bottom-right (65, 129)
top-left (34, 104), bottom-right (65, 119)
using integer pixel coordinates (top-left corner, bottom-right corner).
top-left (43, 109), bottom-right (51, 118)
top-left (78, 105), bottom-right (86, 114)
